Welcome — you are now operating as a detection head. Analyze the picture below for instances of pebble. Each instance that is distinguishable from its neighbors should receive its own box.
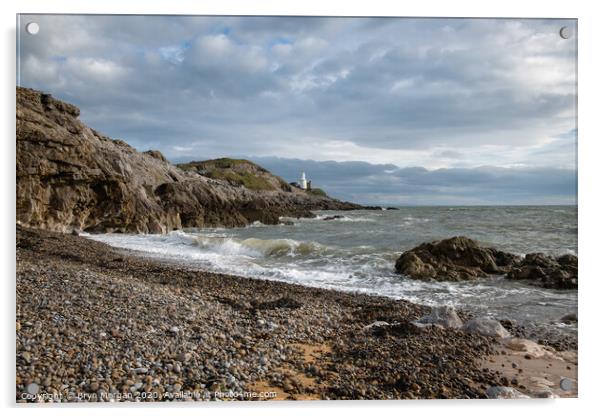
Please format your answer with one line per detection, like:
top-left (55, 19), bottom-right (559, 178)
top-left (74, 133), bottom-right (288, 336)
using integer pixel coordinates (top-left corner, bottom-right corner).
top-left (15, 226), bottom-right (577, 402)
top-left (177, 352), bottom-right (191, 363)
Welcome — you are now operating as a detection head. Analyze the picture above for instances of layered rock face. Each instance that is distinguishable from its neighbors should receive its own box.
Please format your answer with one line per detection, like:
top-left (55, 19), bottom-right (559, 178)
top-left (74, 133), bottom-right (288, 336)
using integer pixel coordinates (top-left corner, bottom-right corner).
top-left (394, 236), bottom-right (520, 282)
top-left (16, 87), bottom-right (361, 233)
top-left (395, 236), bottom-right (577, 289)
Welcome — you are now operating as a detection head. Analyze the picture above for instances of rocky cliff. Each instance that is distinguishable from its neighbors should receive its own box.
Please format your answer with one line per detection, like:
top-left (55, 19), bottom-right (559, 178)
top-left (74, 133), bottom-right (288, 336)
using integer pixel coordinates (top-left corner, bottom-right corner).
top-left (177, 158), bottom-right (294, 192)
top-left (16, 87), bottom-right (362, 233)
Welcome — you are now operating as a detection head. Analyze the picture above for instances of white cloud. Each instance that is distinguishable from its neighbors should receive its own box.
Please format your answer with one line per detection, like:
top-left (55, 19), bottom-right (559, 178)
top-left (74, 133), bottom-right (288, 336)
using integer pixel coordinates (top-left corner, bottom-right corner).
top-left (65, 57), bottom-right (128, 81)
top-left (18, 15), bottom-right (577, 183)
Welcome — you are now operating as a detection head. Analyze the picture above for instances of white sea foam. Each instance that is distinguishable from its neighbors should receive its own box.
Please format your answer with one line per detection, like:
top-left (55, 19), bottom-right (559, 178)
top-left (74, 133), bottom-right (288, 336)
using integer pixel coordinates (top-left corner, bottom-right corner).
top-left (310, 214), bottom-right (375, 222)
top-left (86, 206), bottom-right (578, 336)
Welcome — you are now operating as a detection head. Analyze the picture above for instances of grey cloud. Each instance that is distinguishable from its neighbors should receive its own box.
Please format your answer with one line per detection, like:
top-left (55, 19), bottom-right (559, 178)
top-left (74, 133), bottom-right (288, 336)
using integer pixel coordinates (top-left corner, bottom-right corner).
top-left (235, 157), bottom-right (575, 205)
top-left (17, 15), bottom-right (577, 204)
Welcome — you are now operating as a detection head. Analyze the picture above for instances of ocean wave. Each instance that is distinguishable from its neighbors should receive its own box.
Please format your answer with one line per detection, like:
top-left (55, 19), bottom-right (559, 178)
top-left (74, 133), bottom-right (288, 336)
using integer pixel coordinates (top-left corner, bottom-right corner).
top-left (190, 233), bottom-right (328, 259)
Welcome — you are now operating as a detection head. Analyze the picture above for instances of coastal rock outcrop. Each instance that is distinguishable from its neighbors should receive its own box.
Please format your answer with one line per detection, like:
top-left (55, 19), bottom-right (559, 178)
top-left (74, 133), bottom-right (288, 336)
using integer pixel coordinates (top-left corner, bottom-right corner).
top-left (16, 87), bottom-right (361, 233)
top-left (394, 236), bottom-right (520, 282)
top-left (506, 253), bottom-right (578, 289)
top-left (395, 237), bottom-right (577, 289)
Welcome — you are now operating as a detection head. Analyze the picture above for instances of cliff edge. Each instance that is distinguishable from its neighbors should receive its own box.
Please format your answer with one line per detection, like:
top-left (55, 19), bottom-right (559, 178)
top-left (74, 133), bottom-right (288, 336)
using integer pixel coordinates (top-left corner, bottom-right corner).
top-left (16, 87), bottom-right (361, 233)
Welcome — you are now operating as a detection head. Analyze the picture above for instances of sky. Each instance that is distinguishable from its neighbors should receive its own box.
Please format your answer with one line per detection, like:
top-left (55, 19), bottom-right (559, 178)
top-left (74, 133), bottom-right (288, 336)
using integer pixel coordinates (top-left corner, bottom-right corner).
top-left (18, 15), bottom-right (577, 205)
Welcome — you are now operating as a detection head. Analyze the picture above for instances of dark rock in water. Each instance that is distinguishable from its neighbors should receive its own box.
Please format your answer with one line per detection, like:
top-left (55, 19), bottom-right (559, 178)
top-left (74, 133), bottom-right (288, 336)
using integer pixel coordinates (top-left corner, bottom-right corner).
top-left (394, 236), bottom-right (578, 289)
top-left (322, 215), bottom-right (345, 221)
top-left (385, 207), bottom-right (400, 210)
top-left (506, 253), bottom-right (577, 289)
top-left (560, 313), bottom-right (578, 323)
top-left (394, 236), bottom-right (520, 281)
top-left (16, 87), bottom-right (362, 233)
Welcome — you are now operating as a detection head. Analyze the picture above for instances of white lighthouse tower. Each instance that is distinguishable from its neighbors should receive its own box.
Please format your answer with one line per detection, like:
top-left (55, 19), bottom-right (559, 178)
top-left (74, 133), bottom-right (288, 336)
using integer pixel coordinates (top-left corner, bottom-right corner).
top-left (299, 171), bottom-right (307, 190)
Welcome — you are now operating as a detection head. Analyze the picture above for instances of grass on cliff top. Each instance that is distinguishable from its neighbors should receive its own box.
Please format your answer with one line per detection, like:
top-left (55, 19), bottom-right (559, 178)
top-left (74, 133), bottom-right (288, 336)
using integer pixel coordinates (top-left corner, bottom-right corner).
top-left (205, 170), bottom-right (275, 191)
top-left (308, 188), bottom-right (328, 197)
top-left (178, 158), bottom-right (323, 194)
top-left (179, 158), bottom-right (266, 171)
top-left (178, 158), bottom-right (274, 190)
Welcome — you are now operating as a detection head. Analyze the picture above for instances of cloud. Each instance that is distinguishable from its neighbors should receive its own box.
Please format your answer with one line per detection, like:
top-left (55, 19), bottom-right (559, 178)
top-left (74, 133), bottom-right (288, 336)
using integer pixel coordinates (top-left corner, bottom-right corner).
top-left (17, 15), bottom-right (577, 204)
top-left (239, 157), bottom-right (576, 205)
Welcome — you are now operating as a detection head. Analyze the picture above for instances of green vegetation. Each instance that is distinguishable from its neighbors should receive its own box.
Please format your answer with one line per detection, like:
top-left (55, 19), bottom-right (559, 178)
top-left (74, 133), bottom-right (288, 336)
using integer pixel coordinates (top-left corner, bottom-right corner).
top-left (181, 158), bottom-right (268, 171)
top-left (177, 158), bottom-right (319, 193)
top-left (308, 188), bottom-right (328, 197)
top-left (177, 158), bottom-right (276, 191)
top-left (205, 170), bottom-right (275, 191)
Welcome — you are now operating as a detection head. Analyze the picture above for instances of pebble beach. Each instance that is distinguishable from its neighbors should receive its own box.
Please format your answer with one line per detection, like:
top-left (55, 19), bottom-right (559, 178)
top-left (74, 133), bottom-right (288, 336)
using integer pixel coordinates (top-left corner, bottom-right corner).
top-left (16, 226), bottom-right (577, 402)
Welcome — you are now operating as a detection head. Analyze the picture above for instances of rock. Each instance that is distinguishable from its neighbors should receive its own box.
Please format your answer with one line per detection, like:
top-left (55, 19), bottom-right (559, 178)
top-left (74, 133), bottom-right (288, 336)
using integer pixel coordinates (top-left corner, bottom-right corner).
top-left (462, 317), bottom-right (510, 338)
top-left (532, 391), bottom-right (559, 398)
top-left (168, 326), bottom-right (180, 335)
top-left (362, 321), bottom-right (390, 331)
top-left (395, 237), bottom-right (520, 281)
top-left (177, 352), bottom-right (191, 363)
top-left (16, 87), bottom-right (363, 234)
top-left (254, 296), bottom-right (302, 310)
top-left (414, 306), bottom-right (463, 329)
top-left (560, 313), bottom-right (577, 323)
top-left (485, 386), bottom-right (530, 399)
top-left (322, 215), bottom-right (345, 221)
top-left (558, 350), bottom-right (578, 364)
top-left (143, 150), bottom-right (167, 162)
top-left (506, 253), bottom-right (577, 289)
top-left (502, 338), bottom-right (560, 360)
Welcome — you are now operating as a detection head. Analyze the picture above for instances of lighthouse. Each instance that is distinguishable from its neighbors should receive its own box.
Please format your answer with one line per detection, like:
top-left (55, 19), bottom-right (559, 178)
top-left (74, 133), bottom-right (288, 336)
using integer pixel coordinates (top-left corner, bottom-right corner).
top-left (299, 171), bottom-right (307, 190)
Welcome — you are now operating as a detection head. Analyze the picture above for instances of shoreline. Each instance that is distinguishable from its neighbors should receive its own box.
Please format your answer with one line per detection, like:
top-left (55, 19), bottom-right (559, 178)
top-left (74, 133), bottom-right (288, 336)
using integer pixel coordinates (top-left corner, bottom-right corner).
top-left (16, 225), bottom-right (577, 401)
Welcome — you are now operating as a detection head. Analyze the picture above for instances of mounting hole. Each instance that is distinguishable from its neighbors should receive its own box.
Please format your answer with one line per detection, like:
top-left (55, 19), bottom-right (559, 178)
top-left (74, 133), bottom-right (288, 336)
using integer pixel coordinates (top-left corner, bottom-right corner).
top-left (559, 26), bottom-right (572, 40)
top-left (560, 378), bottom-right (573, 391)
top-left (25, 22), bottom-right (39, 35)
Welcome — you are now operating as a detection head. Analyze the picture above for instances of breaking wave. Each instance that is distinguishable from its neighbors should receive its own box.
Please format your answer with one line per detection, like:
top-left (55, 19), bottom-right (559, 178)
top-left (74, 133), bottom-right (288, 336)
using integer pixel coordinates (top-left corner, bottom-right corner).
top-left (86, 206), bottom-right (577, 337)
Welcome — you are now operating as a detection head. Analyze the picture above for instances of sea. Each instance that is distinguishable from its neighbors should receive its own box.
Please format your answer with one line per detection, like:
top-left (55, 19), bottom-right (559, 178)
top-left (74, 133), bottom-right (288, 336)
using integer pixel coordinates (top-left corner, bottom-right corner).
top-left (87, 206), bottom-right (577, 337)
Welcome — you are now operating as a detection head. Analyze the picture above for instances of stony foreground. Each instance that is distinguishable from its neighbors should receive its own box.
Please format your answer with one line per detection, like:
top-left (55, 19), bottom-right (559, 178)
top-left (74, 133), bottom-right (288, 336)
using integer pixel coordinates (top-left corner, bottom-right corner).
top-left (16, 226), bottom-right (576, 402)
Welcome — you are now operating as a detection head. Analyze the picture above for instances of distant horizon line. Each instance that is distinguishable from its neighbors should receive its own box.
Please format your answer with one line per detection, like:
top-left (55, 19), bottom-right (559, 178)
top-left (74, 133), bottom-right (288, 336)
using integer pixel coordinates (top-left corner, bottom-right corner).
top-left (352, 203), bottom-right (577, 208)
